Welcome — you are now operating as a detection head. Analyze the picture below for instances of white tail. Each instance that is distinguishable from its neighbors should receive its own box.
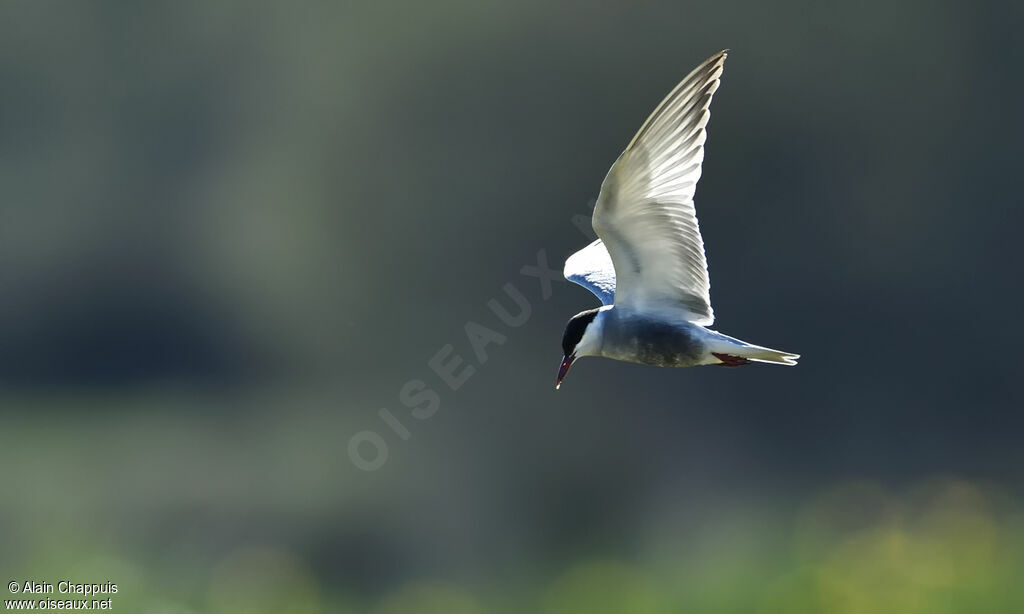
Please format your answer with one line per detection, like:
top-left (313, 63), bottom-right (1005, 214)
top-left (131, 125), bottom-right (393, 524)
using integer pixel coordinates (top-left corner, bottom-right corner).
top-left (730, 343), bottom-right (800, 366)
top-left (704, 331), bottom-right (800, 366)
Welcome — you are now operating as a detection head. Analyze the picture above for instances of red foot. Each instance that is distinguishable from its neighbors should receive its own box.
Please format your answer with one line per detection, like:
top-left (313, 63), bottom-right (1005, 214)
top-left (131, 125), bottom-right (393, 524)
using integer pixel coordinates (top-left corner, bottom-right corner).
top-left (712, 353), bottom-right (751, 367)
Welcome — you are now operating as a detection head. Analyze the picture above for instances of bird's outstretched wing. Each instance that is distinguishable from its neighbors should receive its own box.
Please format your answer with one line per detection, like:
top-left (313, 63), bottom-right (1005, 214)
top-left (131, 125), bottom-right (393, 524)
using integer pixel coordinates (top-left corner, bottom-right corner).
top-left (563, 239), bottom-right (616, 306)
top-left (591, 50), bottom-right (727, 325)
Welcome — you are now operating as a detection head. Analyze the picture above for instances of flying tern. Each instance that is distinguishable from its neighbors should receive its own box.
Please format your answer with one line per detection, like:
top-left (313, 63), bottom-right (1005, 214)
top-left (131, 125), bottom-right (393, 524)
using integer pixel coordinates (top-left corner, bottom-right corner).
top-left (557, 50), bottom-right (799, 389)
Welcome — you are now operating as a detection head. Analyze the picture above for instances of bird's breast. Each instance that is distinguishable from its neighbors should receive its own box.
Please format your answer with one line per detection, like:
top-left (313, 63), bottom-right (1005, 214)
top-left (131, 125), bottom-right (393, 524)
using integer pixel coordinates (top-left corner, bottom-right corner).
top-left (601, 312), bottom-right (707, 367)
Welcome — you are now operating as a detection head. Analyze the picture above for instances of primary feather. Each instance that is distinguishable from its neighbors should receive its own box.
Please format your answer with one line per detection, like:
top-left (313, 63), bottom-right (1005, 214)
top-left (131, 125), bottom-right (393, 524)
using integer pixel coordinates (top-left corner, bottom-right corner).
top-left (590, 50), bottom-right (727, 325)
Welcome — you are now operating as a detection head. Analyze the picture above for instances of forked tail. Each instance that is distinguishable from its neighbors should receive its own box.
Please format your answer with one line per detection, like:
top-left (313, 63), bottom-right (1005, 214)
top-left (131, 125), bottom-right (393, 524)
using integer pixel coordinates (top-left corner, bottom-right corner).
top-left (707, 332), bottom-right (800, 367)
top-left (727, 343), bottom-right (800, 366)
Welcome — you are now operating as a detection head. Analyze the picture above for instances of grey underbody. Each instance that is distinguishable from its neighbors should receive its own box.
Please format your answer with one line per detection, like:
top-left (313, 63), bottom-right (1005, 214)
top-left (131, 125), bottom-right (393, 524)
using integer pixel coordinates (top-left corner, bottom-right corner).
top-left (598, 308), bottom-right (731, 367)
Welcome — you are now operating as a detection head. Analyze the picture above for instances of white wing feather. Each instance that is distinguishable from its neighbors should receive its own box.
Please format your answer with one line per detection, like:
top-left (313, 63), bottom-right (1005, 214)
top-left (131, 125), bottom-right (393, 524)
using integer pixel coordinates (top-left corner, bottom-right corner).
top-left (563, 239), bottom-right (616, 305)
top-left (591, 50), bottom-right (727, 325)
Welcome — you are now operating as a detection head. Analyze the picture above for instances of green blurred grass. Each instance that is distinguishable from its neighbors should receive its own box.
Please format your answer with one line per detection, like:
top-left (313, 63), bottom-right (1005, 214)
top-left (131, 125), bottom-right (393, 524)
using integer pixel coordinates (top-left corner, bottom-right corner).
top-left (1, 395), bottom-right (1021, 613)
top-left (4, 464), bottom-right (1020, 613)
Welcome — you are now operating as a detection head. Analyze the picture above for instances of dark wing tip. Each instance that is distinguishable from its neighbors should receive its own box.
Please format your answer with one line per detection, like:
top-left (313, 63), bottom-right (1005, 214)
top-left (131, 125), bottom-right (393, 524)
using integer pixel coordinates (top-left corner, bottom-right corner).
top-left (707, 49), bottom-right (729, 70)
top-left (625, 50), bottom-right (729, 153)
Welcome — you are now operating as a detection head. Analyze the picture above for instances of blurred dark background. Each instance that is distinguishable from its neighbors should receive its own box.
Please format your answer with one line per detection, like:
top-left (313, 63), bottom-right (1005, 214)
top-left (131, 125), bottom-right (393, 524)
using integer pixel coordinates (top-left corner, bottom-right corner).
top-left (1, 2), bottom-right (1022, 612)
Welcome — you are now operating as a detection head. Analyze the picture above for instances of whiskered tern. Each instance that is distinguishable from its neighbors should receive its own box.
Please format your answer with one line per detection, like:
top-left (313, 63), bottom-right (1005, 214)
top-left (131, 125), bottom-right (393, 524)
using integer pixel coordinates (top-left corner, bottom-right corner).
top-left (557, 50), bottom-right (799, 389)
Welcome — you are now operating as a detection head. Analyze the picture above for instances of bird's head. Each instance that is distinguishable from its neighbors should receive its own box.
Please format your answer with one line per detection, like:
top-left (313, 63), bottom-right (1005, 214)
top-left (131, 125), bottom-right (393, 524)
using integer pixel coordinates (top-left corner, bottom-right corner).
top-left (557, 308), bottom-right (603, 389)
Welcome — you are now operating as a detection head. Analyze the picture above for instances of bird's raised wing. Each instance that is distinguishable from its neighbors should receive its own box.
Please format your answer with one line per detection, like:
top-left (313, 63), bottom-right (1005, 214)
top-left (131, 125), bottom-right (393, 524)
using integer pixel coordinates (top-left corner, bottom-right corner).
top-left (563, 239), bottom-right (616, 305)
top-left (592, 50), bottom-right (727, 326)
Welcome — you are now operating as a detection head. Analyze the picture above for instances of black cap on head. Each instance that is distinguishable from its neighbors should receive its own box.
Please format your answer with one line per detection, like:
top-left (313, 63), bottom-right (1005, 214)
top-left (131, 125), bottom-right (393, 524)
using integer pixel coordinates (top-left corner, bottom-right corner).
top-left (561, 308), bottom-right (600, 356)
